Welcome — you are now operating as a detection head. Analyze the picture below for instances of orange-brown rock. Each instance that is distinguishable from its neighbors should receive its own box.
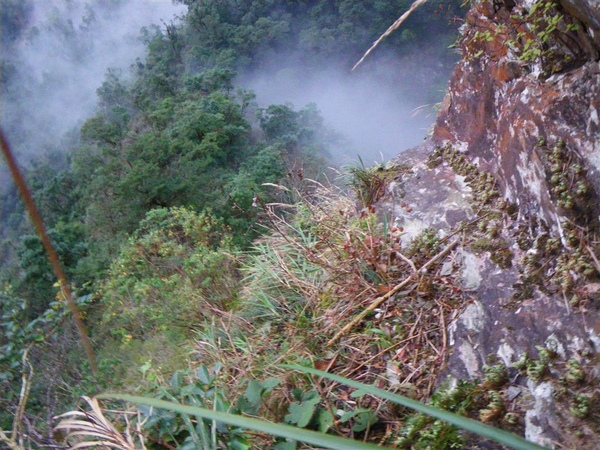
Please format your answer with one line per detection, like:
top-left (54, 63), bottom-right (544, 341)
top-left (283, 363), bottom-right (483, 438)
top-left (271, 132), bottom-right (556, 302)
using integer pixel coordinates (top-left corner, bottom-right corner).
top-left (386, 1), bottom-right (600, 447)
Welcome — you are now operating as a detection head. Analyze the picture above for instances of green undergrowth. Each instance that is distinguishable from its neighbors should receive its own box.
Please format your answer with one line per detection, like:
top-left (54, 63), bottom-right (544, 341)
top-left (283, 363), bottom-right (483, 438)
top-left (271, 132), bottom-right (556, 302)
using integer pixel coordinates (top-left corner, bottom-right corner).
top-left (343, 158), bottom-right (412, 208)
top-left (77, 148), bottom-right (576, 448)
top-left (48, 140), bottom-right (600, 448)
top-left (87, 206), bottom-right (241, 392)
top-left (14, 143), bottom-right (581, 449)
top-left (6, 147), bottom-right (571, 449)
top-left (87, 168), bottom-right (533, 448)
top-left (57, 362), bottom-right (547, 450)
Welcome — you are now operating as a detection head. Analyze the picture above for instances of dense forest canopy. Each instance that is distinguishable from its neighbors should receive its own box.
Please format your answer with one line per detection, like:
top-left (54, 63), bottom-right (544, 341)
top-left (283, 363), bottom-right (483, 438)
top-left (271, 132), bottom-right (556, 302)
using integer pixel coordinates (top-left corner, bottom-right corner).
top-left (0, 0), bottom-right (464, 447)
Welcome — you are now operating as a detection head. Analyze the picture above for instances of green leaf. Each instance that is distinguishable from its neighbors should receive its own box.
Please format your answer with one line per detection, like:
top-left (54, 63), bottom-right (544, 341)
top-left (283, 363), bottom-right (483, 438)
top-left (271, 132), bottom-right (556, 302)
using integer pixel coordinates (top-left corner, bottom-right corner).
top-left (285, 395), bottom-right (320, 428)
top-left (98, 394), bottom-right (384, 450)
top-left (179, 438), bottom-right (199, 450)
top-left (181, 384), bottom-right (204, 397)
top-left (197, 365), bottom-right (213, 386)
top-left (283, 365), bottom-right (549, 450)
top-left (244, 378), bottom-right (279, 410)
top-left (316, 408), bottom-right (335, 433)
top-left (229, 436), bottom-right (252, 450)
top-left (261, 377), bottom-right (280, 391)
top-left (340, 410), bottom-right (378, 433)
top-left (350, 389), bottom-right (367, 399)
top-left (245, 379), bottom-right (265, 406)
top-left (274, 440), bottom-right (297, 450)
top-left (170, 371), bottom-right (182, 388)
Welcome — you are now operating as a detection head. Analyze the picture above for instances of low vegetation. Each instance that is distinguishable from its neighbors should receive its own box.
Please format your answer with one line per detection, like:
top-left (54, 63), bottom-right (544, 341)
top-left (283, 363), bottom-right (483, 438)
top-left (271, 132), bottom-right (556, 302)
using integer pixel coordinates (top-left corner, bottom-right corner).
top-left (1, 0), bottom-right (566, 449)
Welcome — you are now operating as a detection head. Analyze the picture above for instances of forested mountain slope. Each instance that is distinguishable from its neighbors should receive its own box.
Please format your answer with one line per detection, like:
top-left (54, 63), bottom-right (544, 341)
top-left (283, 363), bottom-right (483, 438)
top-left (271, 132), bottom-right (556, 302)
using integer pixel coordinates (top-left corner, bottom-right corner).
top-left (1, 1), bottom-right (464, 448)
top-left (6, 0), bottom-right (599, 448)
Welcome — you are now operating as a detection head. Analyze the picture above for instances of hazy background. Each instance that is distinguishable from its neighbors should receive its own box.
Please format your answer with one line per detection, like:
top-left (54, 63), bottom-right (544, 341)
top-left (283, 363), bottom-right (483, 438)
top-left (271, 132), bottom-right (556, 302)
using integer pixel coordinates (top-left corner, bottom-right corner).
top-left (243, 57), bottom-right (440, 164)
top-left (1, 0), bottom-right (186, 163)
top-left (2, 0), bottom-right (450, 168)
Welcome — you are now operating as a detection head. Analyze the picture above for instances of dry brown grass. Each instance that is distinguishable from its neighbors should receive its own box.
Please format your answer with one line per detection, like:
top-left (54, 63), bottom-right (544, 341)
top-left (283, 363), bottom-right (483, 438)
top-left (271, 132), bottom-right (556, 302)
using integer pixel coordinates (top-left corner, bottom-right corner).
top-left (54, 396), bottom-right (142, 450)
top-left (187, 177), bottom-right (472, 443)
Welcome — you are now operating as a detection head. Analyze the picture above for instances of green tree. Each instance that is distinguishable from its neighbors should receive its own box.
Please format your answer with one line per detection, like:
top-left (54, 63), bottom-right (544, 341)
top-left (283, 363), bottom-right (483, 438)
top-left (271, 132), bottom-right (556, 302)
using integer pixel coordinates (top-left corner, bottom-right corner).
top-left (132, 24), bottom-right (184, 109)
top-left (17, 221), bottom-right (87, 319)
top-left (98, 207), bottom-right (237, 349)
top-left (258, 102), bottom-right (333, 171)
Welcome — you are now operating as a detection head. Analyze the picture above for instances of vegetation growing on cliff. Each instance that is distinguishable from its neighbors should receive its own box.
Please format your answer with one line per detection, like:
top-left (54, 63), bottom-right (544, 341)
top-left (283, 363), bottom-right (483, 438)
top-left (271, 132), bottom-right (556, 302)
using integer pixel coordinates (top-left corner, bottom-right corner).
top-left (0, 1), bottom-right (467, 447)
top-left (14, 0), bottom-right (600, 448)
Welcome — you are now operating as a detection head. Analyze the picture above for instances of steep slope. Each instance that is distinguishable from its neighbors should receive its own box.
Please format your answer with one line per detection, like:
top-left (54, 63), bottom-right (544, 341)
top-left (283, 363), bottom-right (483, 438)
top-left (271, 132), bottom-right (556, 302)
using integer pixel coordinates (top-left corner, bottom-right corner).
top-left (384, 0), bottom-right (600, 446)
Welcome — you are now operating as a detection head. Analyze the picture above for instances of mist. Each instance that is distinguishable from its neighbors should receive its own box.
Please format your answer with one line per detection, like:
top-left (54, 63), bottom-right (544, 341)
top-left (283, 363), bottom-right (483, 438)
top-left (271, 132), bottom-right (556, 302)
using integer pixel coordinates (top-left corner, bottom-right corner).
top-left (1, 0), bottom-right (185, 162)
top-left (243, 67), bottom-right (433, 165)
top-left (241, 45), bottom-right (451, 165)
top-left (1, 0), bottom-right (456, 168)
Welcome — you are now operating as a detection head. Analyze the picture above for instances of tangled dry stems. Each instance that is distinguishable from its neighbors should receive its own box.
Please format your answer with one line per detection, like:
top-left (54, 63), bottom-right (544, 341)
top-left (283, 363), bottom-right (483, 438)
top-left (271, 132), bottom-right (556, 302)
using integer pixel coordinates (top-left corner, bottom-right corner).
top-left (53, 174), bottom-right (473, 447)
top-left (195, 178), bottom-right (473, 442)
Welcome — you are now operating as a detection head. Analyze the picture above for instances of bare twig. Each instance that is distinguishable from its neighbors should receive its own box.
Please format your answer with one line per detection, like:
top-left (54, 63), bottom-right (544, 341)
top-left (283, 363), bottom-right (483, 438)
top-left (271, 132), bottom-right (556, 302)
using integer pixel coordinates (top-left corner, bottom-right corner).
top-left (439, 306), bottom-right (447, 361)
top-left (0, 129), bottom-right (98, 377)
top-left (586, 245), bottom-right (600, 274)
top-left (327, 239), bottom-right (459, 346)
top-left (396, 251), bottom-right (417, 273)
top-left (135, 409), bottom-right (149, 450)
top-left (352, 0), bottom-right (429, 71)
top-left (0, 352), bottom-right (38, 449)
top-left (0, 429), bottom-right (23, 450)
top-left (12, 348), bottom-right (33, 448)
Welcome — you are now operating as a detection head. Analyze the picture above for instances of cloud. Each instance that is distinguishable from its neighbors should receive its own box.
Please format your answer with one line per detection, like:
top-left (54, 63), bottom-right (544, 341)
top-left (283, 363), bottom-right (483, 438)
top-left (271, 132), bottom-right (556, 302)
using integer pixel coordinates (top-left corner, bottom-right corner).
top-left (2, 0), bottom-right (185, 161)
top-left (241, 51), bottom-right (442, 165)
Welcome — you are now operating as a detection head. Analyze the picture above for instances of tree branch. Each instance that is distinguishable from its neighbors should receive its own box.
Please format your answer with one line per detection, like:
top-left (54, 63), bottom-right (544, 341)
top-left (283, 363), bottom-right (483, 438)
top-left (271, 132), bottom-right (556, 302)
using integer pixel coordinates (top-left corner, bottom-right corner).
top-left (0, 129), bottom-right (98, 376)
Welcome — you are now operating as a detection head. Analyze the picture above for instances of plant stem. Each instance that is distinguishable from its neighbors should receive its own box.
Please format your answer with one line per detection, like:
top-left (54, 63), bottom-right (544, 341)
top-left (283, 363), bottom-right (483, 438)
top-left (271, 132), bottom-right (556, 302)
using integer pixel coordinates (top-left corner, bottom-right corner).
top-left (0, 129), bottom-right (98, 377)
top-left (327, 239), bottom-right (459, 346)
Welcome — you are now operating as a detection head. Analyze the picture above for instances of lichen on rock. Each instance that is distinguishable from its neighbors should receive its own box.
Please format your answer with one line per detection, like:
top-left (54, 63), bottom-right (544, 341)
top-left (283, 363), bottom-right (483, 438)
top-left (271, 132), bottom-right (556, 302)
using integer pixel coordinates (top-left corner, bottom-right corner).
top-left (382, 0), bottom-right (600, 447)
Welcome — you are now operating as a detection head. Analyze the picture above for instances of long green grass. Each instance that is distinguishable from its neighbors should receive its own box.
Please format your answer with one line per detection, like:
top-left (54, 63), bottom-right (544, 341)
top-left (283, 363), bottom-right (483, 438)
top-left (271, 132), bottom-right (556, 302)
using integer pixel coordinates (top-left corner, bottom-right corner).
top-left (98, 365), bottom-right (548, 450)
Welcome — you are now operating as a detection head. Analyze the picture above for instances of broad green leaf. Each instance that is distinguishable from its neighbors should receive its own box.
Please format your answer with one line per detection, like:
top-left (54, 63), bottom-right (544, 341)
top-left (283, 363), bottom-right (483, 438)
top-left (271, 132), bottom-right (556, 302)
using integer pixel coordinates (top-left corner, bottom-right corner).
top-left (180, 438), bottom-right (199, 450)
top-left (139, 361), bottom-right (152, 375)
top-left (97, 394), bottom-right (384, 450)
top-left (229, 436), bottom-right (252, 450)
top-left (197, 365), bottom-right (212, 386)
top-left (351, 410), bottom-right (378, 433)
top-left (261, 378), bottom-right (280, 391)
top-left (285, 395), bottom-right (321, 428)
top-left (244, 379), bottom-right (265, 406)
top-left (316, 408), bottom-right (335, 433)
top-left (181, 384), bottom-right (204, 397)
top-left (213, 362), bottom-right (224, 376)
top-left (170, 371), bottom-right (182, 388)
top-left (350, 389), bottom-right (368, 399)
top-left (339, 408), bottom-right (378, 431)
top-left (274, 440), bottom-right (297, 450)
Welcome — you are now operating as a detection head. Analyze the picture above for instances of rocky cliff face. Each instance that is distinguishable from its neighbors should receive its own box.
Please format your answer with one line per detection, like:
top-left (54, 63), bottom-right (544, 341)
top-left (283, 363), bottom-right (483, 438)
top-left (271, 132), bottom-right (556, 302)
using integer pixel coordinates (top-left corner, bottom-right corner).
top-left (435, 0), bottom-right (600, 234)
top-left (384, 0), bottom-right (600, 447)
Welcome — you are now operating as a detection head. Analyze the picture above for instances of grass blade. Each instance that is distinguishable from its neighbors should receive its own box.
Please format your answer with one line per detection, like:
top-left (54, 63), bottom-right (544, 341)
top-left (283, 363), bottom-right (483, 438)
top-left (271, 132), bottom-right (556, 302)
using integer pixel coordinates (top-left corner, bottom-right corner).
top-left (284, 365), bottom-right (548, 450)
top-left (97, 393), bottom-right (383, 450)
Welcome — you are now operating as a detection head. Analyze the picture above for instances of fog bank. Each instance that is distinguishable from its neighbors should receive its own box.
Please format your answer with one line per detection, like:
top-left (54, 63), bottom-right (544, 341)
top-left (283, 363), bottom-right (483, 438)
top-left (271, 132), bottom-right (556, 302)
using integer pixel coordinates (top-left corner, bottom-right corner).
top-left (242, 49), bottom-right (449, 164)
top-left (2, 0), bottom-right (185, 162)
